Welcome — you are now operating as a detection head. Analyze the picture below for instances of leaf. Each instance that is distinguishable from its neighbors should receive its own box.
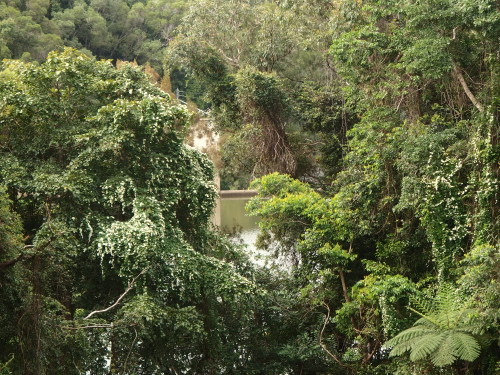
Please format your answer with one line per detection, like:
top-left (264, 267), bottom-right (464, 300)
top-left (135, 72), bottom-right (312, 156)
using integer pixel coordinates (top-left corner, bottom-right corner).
top-left (450, 332), bottom-right (481, 362)
top-left (409, 332), bottom-right (446, 361)
top-left (431, 333), bottom-right (457, 367)
top-left (386, 325), bottom-right (435, 350)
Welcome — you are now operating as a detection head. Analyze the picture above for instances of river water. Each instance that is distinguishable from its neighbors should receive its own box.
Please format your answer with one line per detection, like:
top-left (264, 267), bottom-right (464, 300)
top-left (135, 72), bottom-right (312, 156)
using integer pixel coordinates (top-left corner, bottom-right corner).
top-left (219, 197), bottom-right (268, 264)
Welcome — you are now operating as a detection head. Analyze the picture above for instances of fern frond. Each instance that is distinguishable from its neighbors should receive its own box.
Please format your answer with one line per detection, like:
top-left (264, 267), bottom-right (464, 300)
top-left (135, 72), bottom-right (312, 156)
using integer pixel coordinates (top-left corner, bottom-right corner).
top-left (456, 326), bottom-right (481, 334)
top-left (410, 295), bottom-right (434, 316)
top-left (389, 343), bottom-right (413, 357)
top-left (409, 332), bottom-right (446, 362)
top-left (414, 315), bottom-right (439, 329)
top-left (434, 284), bottom-right (457, 315)
top-left (450, 332), bottom-right (481, 362)
top-left (385, 326), bottom-right (435, 347)
top-left (431, 334), bottom-right (457, 367)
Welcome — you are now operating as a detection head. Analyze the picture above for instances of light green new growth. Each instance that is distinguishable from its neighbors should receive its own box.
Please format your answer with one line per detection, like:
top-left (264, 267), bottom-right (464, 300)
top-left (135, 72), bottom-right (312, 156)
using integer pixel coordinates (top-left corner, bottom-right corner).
top-left (385, 286), bottom-right (481, 367)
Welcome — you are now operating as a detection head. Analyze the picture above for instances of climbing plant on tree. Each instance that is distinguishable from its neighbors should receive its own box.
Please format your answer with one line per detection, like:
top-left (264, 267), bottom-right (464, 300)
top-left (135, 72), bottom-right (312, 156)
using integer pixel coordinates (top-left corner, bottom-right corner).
top-left (242, 1), bottom-right (499, 373)
top-left (166, 0), bottom-right (342, 188)
top-left (0, 49), bottom-right (257, 374)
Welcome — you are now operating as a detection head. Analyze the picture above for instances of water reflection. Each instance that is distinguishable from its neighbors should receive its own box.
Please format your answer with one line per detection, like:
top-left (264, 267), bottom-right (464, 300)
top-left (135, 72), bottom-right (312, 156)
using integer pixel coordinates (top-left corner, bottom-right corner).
top-left (218, 196), bottom-right (291, 268)
top-left (220, 198), bottom-right (258, 233)
top-left (219, 197), bottom-right (264, 262)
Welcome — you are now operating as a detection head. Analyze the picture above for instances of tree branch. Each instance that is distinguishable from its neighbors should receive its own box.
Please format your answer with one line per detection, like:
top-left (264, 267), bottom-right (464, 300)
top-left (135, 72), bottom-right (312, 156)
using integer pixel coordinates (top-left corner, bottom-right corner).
top-left (62, 324), bottom-right (113, 330)
top-left (453, 63), bottom-right (484, 113)
top-left (123, 327), bottom-right (138, 373)
top-left (319, 302), bottom-right (354, 370)
top-left (362, 341), bottom-right (380, 364)
top-left (338, 269), bottom-right (350, 303)
top-left (84, 267), bottom-right (150, 320)
top-left (0, 244), bottom-right (45, 271)
top-left (0, 253), bottom-right (27, 270)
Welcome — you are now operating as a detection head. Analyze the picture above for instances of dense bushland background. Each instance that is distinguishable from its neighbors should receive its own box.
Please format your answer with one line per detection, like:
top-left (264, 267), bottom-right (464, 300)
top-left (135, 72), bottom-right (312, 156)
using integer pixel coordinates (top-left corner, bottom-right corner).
top-left (0, 0), bottom-right (498, 374)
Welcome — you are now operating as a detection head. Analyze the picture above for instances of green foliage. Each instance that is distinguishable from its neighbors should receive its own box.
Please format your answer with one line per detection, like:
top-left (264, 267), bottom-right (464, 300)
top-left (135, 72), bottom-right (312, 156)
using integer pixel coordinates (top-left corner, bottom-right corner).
top-left (0, 49), bottom-right (257, 374)
top-left (0, 187), bottom-right (25, 368)
top-left (458, 245), bottom-right (500, 335)
top-left (0, 0), bottom-right (189, 72)
top-left (239, 0), bottom-right (499, 371)
top-left (386, 287), bottom-right (483, 367)
top-left (396, 118), bottom-right (470, 280)
top-left (2, 0), bottom-right (499, 373)
top-left (247, 173), bottom-right (323, 257)
top-left (0, 186), bottom-right (23, 259)
top-left (0, 355), bottom-right (13, 375)
top-left (167, 0), bottom-right (337, 187)
top-left (0, 2), bottom-right (63, 60)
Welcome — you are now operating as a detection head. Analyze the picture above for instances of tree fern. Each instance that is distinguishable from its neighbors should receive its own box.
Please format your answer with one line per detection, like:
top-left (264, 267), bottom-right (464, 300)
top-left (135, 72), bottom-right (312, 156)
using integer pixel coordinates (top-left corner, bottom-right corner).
top-left (384, 287), bottom-right (482, 367)
top-left (450, 332), bottom-right (481, 362)
top-left (408, 332), bottom-right (447, 361)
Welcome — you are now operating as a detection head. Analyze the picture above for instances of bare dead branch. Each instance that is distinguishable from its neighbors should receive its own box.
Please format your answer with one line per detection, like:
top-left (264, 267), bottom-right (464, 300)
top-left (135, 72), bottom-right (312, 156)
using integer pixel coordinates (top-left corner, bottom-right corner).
top-left (453, 63), bottom-right (484, 113)
top-left (84, 267), bottom-right (150, 320)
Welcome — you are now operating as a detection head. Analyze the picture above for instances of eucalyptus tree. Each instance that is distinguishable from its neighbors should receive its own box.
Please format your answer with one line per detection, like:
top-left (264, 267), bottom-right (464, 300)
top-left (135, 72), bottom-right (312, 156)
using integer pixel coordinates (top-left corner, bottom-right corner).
top-left (166, 0), bottom-right (343, 188)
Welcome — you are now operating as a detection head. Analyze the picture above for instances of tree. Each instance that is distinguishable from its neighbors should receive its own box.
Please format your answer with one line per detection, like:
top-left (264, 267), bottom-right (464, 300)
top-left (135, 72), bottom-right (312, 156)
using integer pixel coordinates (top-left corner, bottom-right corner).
top-left (0, 49), bottom-right (256, 374)
top-left (166, 0), bottom-right (338, 188)
top-left (246, 173), bottom-right (421, 370)
top-left (0, 3), bottom-right (63, 60)
top-left (385, 287), bottom-right (482, 369)
top-left (53, 0), bottom-right (114, 55)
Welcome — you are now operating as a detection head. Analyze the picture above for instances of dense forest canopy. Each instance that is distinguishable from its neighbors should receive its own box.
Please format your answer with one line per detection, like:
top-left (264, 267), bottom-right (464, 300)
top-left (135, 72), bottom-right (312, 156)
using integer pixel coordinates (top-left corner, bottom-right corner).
top-left (0, 0), bottom-right (186, 70)
top-left (0, 0), bottom-right (499, 374)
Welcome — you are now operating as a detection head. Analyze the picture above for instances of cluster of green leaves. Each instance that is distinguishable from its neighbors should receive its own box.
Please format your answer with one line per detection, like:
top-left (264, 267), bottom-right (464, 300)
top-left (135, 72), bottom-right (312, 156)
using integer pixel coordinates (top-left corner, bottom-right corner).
top-left (0, 0), bottom-right (188, 71)
top-left (231, 0), bottom-right (499, 373)
top-left (0, 49), bottom-right (258, 374)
